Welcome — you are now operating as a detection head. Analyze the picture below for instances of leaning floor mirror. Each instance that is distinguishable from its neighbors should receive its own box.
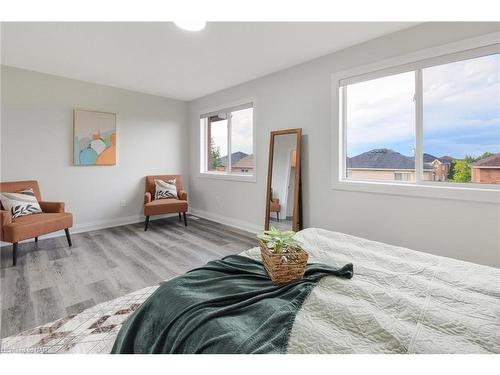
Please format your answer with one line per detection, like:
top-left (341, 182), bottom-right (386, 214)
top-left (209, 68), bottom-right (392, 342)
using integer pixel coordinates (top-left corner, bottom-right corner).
top-left (265, 128), bottom-right (302, 232)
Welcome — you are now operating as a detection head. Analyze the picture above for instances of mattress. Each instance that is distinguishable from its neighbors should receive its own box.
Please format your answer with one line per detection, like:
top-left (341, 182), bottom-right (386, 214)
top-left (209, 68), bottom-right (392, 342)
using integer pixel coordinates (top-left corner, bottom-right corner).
top-left (241, 228), bottom-right (500, 354)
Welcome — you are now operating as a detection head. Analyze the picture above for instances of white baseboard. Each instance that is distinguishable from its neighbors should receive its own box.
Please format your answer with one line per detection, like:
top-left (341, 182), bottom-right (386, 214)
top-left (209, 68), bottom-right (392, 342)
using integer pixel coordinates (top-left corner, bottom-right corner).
top-left (0, 213), bottom-right (175, 247)
top-left (189, 208), bottom-right (261, 234)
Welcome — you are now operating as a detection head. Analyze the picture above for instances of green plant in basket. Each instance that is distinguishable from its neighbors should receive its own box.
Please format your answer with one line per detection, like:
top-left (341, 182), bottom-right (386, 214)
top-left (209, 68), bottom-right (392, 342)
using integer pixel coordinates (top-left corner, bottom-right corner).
top-left (257, 226), bottom-right (301, 254)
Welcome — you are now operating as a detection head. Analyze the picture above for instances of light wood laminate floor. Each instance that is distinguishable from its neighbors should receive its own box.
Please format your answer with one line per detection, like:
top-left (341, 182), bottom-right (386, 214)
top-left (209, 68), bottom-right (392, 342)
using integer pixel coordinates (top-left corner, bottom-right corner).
top-left (0, 215), bottom-right (258, 338)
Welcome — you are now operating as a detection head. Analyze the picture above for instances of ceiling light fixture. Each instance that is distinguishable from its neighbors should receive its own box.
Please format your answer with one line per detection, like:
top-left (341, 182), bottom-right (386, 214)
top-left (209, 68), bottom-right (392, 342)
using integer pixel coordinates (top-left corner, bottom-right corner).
top-left (174, 21), bottom-right (206, 32)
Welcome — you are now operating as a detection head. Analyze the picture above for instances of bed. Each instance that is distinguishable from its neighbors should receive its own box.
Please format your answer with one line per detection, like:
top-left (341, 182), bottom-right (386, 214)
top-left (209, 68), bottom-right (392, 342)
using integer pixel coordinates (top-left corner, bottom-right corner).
top-left (114, 228), bottom-right (500, 354)
top-left (2, 227), bottom-right (498, 354)
top-left (277, 228), bottom-right (500, 353)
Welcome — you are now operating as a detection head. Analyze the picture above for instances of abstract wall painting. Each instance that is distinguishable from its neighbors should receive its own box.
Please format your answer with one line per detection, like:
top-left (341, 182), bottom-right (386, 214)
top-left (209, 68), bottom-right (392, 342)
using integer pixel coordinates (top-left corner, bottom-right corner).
top-left (73, 109), bottom-right (117, 166)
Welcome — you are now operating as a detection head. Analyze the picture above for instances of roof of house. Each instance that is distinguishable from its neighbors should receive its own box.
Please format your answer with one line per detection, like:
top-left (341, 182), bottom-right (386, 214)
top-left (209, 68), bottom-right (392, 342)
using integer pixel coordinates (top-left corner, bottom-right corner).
top-left (232, 154), bottom-right (254, 169)
top-left (347, 149), bottom-right (414, 170)
top-left (219, 151), bottom-right (248, 167)
top-left (347, 149), bottom-right (438, 170)
top-left (423, 153), bottom-right (439, 163)
top-left (470, 153), bottom-right (500, 168)
top-left (424, 153), bottom-right (453, 165)
top-left (439, 155), bottom-right (455, 163)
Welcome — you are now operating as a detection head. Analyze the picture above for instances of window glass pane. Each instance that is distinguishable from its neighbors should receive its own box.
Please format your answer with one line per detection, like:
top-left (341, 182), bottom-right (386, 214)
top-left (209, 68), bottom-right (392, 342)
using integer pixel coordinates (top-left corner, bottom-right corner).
top-left (423, 53), bottom-right (500, 184)
top-left (345, 71), bottom-right (416, 181)
top-left (207, 114), bottom-right (228, 172)
top-left (230, 108), bottom-right (254, 175)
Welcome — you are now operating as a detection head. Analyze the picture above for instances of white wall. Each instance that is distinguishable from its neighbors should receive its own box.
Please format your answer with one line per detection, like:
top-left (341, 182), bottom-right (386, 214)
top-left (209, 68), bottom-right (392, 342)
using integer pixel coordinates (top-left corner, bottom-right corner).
top-left (1, 66), bottom-right (188, 232)
top-left (188, 22), bottom-right (500, 267)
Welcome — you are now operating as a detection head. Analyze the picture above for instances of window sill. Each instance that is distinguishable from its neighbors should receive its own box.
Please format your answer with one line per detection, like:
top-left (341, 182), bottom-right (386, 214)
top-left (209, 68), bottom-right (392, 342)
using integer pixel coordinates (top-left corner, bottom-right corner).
top-left (198, 172), bottom-right (257, 183)
top-left (331, 179), bottom-right (500, 203)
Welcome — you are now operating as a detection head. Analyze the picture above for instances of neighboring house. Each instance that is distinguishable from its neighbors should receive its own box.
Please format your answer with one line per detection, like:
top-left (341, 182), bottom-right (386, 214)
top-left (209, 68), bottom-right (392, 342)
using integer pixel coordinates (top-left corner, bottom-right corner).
top-left (429, 159), bottom-right (451, 181)
top-left (214, 151), bottom-right (254, 173)
top-left (231, 154), bottom-right (254, 173)
top-left (216, 151), bottom-right (248, 171)
top-left (219, 151), bottom-right (248, 168)
top-left (346, 149), bottom-right (449, 182)
top-left (470, 153), bottom-right (500, 184)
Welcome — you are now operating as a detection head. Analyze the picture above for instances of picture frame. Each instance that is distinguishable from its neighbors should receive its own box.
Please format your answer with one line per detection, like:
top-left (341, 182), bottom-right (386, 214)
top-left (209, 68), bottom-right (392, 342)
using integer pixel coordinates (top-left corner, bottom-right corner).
top-left (73, 109), bottom-right (117, 166)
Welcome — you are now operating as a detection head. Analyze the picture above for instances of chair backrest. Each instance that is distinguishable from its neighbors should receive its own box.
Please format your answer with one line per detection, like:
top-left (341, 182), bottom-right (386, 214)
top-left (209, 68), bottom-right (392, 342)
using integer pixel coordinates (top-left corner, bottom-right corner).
top-left (0, 180), bottom-right (42, 210)
top-left (145, 175), bottom-right (183, 197)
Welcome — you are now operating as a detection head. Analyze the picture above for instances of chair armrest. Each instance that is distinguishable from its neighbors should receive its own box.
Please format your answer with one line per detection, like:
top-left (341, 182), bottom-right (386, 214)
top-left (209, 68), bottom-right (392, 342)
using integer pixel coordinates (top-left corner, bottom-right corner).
top-left (1, 210), bottom-right (12, 226)
top-left (0, 210), bottom-right (11, 241)
top-left (39, 201), bottom-right (65, 213)
top-left (178, 190), bottom-right (188, 201)
top-left (144, 192), bottom-right (152, 204)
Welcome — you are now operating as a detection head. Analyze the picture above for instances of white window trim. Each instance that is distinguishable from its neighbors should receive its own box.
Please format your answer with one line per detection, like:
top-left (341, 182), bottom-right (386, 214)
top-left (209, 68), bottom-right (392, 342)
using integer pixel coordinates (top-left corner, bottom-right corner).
top-left (198, 97), bottom-right (257, 183)
top-left (331, 32), bottom-right (500, 204)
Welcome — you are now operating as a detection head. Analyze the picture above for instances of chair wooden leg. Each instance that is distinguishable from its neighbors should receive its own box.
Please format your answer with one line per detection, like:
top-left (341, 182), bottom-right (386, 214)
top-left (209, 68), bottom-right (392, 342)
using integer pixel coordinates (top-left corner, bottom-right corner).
top-left (35, 237), bottom-right (38, 243)
top-left (13, 242), bottom-right (18, 267)
top-left (64, 228), bottom-right (72, 247)
top-left (183, 212), bottom-right (187, 227)
top-left (144, 216), bottom-right (150, 231)
top-left (178, 213), bottom-right (181, 222)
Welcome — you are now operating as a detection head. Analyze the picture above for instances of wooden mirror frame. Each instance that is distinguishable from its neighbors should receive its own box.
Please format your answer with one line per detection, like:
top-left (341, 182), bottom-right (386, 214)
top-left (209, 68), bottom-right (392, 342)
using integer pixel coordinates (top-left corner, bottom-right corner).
top-left (264, 128), bottom-right (302, 232)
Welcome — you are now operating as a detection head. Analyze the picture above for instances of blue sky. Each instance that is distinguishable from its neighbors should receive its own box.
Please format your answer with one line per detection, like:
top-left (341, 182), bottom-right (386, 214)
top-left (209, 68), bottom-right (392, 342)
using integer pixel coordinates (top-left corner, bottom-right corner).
top-left (346, 53), bottom-right (500, 159)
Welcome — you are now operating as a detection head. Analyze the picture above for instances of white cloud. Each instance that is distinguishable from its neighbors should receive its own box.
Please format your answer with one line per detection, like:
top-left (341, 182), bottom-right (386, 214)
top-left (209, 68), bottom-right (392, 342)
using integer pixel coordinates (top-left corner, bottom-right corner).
top-left (422, 53), bottom-right (499, 133)
top-left (231, 108), bottom-right (253, 155)
top-left (346, 53), bottom-right (500, 157)
top-left (210, 119), bottom-right (228, 156)
top-left (347, 71), bottom-right (415, 148)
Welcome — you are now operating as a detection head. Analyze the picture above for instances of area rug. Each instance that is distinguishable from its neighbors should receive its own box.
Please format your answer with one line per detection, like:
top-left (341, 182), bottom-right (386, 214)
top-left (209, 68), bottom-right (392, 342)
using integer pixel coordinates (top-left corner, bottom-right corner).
top-left (0, 285), bottom-right (159, 354)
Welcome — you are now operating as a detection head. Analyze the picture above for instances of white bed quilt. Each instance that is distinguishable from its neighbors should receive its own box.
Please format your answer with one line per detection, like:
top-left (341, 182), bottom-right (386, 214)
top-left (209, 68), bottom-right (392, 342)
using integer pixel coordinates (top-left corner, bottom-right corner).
top-left (242, 228), bottom-right (500, 354)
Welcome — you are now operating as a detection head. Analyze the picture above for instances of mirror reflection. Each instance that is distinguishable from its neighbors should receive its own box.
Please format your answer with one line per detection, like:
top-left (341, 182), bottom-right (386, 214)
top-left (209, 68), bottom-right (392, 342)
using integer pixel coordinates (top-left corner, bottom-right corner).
top-left (266, 130), bottom-right (301, 232)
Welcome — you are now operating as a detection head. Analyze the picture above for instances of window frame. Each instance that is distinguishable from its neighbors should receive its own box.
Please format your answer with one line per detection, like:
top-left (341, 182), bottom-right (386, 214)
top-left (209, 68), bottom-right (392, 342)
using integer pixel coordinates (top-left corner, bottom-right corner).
top-left (198, 98), bottom-right (257, 183)
top-left (331, 32), bottom-right (500, 203)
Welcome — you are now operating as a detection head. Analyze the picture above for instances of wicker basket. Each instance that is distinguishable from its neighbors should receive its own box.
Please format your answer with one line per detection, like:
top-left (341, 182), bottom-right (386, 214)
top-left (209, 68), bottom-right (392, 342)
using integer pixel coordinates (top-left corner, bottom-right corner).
top-left (259, 240), bottom-right (308, 285)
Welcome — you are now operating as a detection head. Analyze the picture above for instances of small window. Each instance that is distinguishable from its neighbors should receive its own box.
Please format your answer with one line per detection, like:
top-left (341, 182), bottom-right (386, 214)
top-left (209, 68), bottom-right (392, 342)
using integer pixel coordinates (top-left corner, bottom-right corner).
top-left (200, 103), bottom-right (254, 178)
top-left (394, 172), bottom-right (411, 181)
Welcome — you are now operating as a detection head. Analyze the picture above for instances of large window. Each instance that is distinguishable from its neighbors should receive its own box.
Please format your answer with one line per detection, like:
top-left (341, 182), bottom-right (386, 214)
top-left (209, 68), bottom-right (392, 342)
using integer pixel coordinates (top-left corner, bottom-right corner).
top-left (200, 103), bottom-right (254, 178)
top-left (340, 49), bottom-right (500, 186)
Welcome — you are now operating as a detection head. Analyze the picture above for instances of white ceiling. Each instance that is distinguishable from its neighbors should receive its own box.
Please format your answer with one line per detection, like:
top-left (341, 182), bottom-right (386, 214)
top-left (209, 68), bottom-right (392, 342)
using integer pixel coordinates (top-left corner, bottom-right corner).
top-left (1, 22), bottom-right (418, 101)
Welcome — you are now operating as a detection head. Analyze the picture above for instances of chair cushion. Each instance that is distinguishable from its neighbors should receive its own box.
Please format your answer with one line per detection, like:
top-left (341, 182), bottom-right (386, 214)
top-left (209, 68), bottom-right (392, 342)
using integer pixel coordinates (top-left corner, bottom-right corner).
top-left (144, 199), bottom-right (188, 216)
top-left (154, 179), bottom-right (177, 200)
top-left (2, 212), bottom-right (73, 243)
top-left (0, 188), bottom-right (42, 218)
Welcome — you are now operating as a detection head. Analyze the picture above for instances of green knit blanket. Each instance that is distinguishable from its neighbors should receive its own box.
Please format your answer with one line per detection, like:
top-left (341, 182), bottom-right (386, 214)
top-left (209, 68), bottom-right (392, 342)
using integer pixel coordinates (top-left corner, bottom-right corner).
top-left (112, 255), bottom-right (353, 354)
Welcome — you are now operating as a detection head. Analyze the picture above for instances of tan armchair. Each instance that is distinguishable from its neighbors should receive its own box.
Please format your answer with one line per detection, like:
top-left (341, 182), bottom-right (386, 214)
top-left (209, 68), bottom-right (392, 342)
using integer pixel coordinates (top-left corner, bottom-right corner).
top-left (0, 180), bottom-right (73, 266)
top-left (144, 175), bottom-right (188, 231)
top-left (270, 198), bottom-right (280, 221)
top-left (269, 188), bottom-right (281, 221)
